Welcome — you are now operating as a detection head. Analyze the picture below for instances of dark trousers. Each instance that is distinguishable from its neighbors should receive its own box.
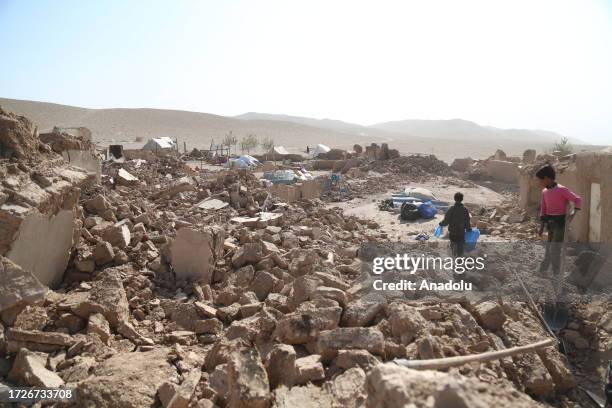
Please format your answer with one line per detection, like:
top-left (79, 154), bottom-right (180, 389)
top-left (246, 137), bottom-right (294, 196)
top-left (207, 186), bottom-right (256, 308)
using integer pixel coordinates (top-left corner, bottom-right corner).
top-left (449, 235), bottom-right (464, 258)
top-left (541, 217), bottom-right (565, 275)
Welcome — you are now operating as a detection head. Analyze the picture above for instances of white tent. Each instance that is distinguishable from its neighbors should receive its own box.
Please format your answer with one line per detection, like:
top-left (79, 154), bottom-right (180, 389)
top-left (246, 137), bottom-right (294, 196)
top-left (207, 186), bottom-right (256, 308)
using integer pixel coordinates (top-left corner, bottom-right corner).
top-left (310, 144), bottom-right (331, 158)
top-left (142, 137), bottom-right (176, 151)
top-left (263, 145), bottom-right (292, 161)
top-left (269, 146), bottom-right (290, 155)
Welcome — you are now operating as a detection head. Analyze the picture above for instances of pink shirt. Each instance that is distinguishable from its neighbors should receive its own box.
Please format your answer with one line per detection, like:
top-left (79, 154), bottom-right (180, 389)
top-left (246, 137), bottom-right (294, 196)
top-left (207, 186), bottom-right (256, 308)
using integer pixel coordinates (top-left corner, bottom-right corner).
top-left (540, 183), bottom-right (582, 217)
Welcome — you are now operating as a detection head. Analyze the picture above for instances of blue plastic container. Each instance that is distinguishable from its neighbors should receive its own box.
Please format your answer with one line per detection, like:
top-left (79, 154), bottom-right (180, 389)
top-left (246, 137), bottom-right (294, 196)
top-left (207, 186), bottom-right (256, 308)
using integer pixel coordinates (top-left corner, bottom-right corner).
top-left (434, 225), bottom-right (443, 237)
top-left (464, 228), bottom-right (480, 251)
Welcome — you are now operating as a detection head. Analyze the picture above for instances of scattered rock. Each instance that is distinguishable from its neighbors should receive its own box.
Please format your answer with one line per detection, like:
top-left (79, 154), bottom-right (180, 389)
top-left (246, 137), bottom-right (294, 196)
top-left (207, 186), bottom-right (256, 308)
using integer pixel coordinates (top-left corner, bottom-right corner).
top-left (473, 301), bottom-right (506, 331)
top-left (9, 348), bottom-right (64, 387)
top-left (227, 349), bottom-right (270, 408)
top-left (75, 348), bottom-right (176, 408)
top-left (316, 327), bottom-right (385, 359)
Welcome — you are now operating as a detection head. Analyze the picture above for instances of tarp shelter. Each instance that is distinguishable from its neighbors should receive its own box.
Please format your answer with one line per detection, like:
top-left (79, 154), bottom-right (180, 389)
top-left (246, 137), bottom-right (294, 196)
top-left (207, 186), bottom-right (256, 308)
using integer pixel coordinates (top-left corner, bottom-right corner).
top-left (391, 187), bottom-right (445, 209)
top-left (311, 144), bottom-right (331, 158)
top-left (225, 155), bottom-right (262, 169)
top-left (403, 187), bottom-right (437, 201)
top-left (142, 137), bottom-right (176, 151)
top-left (269, 146), bottom-right (291, 156)
top-left (261, 145), bottom-right (289, 160)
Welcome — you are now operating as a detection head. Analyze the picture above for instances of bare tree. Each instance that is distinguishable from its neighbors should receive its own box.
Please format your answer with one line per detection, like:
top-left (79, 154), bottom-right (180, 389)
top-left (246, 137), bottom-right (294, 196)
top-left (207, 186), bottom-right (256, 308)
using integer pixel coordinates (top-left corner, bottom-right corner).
top-left (222, 131), bottom-right (237, 156)
top-left (240, 134), bottom-right (259, 154)
top-left (261, 136), bottom-right (274, 160)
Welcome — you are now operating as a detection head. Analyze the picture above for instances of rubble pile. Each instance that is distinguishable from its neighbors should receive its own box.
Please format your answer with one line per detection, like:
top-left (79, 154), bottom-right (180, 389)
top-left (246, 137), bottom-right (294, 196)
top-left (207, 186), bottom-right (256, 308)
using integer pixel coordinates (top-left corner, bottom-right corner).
top-left (363, 154), bottom-right (451, 178)
top-left (0, 107), bottom-right (51, 160)
top-left (0, 110), bottom-right (603, 408)
top-left (468, 197), bottom-right (540, 240)
top-left (319, 155), bottom-right (453, 202)
top-left (0, 109), bottom-right (97, 288)
top-left (39, 130), bottom-right (95, 155)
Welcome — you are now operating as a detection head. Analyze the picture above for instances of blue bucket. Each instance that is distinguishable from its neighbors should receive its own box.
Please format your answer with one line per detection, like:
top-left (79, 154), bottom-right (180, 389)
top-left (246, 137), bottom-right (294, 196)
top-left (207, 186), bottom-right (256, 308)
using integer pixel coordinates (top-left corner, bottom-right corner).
top-left (464, 228), bottom-right (480, 252)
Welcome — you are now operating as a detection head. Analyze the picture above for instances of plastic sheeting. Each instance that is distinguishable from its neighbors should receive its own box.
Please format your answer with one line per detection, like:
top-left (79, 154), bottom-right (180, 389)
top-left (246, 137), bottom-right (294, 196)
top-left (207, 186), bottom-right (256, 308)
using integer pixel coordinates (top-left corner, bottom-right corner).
top-left (225, 155), bottom-right (262, 169)
top-left (403, 187), bottom-right (437, 201)
top-left (263, 170), bottom-right (297, 184)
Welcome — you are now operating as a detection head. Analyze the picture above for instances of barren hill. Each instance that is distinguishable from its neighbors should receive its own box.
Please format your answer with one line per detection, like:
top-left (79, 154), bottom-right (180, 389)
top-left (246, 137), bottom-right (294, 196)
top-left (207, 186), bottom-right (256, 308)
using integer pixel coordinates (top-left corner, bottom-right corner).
top-left (1, 98), bottom-right (599, 162)
top-left (235, 113), bottom-right (576, 144)
top-left (233, 112), bottom-right (588, 161)
top-left (0, 98), bottom-right (379, 153)
top-left (236, 112), bottom-right (372, 135)
top-left (370, 118), bottom-right (581, 143)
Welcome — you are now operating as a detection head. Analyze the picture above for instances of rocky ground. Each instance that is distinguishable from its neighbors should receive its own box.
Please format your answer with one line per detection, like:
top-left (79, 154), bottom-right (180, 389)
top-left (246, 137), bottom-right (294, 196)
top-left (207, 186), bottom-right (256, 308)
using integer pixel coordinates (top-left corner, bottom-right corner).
top-left (0, 108), bottom-right (610, 408)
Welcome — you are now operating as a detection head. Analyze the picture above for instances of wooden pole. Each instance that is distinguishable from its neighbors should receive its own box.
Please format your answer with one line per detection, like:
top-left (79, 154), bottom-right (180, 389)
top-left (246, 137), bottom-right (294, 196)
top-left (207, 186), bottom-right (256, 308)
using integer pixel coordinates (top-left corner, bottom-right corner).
top-left (394, 338), bottom-right (555, 371)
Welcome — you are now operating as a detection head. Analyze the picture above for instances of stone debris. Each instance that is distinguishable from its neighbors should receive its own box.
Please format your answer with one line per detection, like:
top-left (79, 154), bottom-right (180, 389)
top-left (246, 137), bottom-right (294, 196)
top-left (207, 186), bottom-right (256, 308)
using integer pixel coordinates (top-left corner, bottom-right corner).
top-left (0, 256), bottom-right (47, 313)
top-left (0, 109), bottom-right (603, 407)
top-left (8, 348), bottom-right (64, 388)
top-left (75, 348), bottom-right (175, 407)
top-left (116, 168), bottom-right (138, 186)
top-left (87, 312), bottom-right (111, 345)
top-left (170, 228), bottom-right (222, 282)
top-left (366, 364), bottom-right (543, 408)
top-left (227, 349), bottom-right (270, 408)
top-left (472, 301), bottom-right (506, 331)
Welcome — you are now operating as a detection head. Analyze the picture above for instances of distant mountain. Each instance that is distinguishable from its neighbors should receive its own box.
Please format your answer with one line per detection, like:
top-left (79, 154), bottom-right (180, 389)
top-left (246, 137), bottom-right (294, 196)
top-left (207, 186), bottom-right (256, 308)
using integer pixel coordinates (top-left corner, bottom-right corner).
top-left (370, 118), bottom-right (581, 143)
top-left (237, 114), bottom-right (583, 145)
top-left (0, 97), bottom-right (595, 162)
top-left (235, 112), bottom-right (370, 135)
top-left (0, 98), bottom-right (378, 152)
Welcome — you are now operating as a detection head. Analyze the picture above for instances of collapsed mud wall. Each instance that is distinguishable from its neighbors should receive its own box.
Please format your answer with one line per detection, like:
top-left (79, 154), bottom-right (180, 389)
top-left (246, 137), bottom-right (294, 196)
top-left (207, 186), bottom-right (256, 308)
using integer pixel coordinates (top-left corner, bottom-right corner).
top-left (0, 169), bottom-right (90, 287)
top-left (0, 107), bottom-right (42, 159)
top-left (61, 150), bottom-right (101, 182)
top-left (519, 150), bottom-right (612, 243)
top-left (519, 173), bottom-right (541, 210)
top-left (6, 209), bottom-right (74, 288)
top-left (485, 160), bottom-right (519, 183)
top-left (270, 180), bottom-right (323, 203)
top-left (558, 151), bottom-right (612, 242)
top-left (0, 109), bottom-right (96, 287)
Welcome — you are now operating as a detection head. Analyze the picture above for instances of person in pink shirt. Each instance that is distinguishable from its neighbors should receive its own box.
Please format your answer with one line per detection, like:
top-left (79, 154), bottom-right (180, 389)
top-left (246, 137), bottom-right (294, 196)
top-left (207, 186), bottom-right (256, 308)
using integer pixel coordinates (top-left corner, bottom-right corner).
top-left (535, 165), bottom-right (582, 275)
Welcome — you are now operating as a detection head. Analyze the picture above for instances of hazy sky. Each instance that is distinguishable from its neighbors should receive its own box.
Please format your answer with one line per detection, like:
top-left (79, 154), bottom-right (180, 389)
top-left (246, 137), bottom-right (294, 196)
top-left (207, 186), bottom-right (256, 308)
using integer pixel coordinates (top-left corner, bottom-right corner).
top-left (1, 0), bottom-right (611, 144)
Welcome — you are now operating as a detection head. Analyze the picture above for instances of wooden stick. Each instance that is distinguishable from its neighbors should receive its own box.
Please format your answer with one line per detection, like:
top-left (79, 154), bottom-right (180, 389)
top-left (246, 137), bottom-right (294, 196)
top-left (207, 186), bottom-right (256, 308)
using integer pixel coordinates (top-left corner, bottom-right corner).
top-left (394, 338), bottom-right (556, 370)
top-left (514, 270), bottom-right (558, 339)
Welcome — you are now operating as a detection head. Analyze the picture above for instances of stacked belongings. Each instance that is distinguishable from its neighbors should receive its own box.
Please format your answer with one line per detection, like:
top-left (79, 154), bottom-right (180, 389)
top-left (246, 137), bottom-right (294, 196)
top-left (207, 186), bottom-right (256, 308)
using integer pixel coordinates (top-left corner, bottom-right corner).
top-left (418, 201), bottom-right (437, 219)
top-left (401, 202), bottom-right (420, 221)
top-left (393, 187), bottom-right (442, 221)
top-left (378, 199), bottom-right (394, 211)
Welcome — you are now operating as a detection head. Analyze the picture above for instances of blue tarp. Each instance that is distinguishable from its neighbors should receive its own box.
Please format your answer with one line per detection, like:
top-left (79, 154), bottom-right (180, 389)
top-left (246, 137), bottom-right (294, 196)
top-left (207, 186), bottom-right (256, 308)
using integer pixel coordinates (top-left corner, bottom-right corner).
top-left (418, 201), bottom-right (437, 219)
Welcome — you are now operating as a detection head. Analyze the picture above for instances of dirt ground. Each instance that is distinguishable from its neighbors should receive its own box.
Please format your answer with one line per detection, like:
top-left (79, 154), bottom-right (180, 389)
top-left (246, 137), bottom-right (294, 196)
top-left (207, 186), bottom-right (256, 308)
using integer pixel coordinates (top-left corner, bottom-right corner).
top-left (330, 178), bottom-right (507, 242)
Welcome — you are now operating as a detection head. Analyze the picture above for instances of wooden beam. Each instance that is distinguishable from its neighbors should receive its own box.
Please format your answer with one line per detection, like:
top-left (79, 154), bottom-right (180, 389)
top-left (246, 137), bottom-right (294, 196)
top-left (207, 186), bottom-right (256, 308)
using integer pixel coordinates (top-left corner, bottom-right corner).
top-left (394, 338), bottom-right (556, 370)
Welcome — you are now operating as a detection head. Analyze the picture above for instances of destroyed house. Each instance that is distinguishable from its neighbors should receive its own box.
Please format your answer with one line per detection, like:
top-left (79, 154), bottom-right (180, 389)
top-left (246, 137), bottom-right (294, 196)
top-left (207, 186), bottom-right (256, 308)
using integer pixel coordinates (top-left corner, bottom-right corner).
top-left (520, 149), bottom-right (612, 242)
